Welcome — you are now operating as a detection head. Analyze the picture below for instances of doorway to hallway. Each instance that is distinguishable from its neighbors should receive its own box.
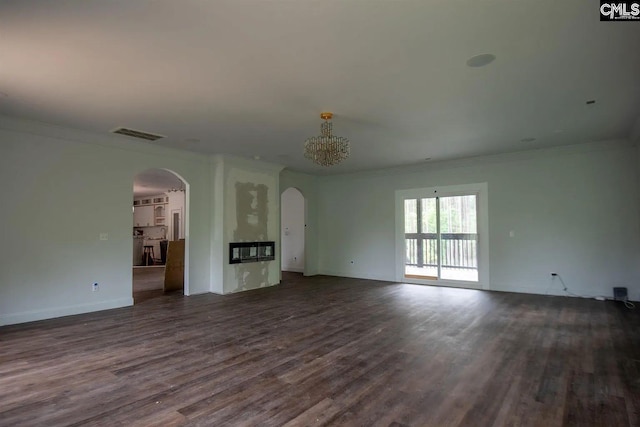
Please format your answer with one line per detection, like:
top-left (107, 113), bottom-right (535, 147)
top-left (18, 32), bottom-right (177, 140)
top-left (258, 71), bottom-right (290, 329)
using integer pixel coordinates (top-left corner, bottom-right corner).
top-left (281, 187), bottom-right (305, 274)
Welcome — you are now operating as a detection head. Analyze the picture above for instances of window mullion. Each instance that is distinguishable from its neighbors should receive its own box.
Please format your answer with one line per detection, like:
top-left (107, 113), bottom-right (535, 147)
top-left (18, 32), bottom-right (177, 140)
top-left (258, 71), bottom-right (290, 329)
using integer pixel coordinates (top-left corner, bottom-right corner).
top-left (436, 196), bottom-right (441, 279)
top-left (416, 199), bottom-right (423, 268)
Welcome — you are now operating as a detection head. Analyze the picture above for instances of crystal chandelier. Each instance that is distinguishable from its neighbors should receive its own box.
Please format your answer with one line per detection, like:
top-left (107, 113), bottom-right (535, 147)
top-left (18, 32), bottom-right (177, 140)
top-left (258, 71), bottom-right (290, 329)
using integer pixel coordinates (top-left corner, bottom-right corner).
top-left (304, 112), bottom-right (350, 167)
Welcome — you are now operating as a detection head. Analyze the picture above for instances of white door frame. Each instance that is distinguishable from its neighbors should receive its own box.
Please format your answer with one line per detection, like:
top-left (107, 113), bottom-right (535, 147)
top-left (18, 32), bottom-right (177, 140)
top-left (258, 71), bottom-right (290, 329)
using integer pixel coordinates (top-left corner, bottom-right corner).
top-left (280, 186), bottom-right (307, 276)
top-left (395, 183), bottom-right (490, 290)
top-left (132, 168), bottom-right (190, 296)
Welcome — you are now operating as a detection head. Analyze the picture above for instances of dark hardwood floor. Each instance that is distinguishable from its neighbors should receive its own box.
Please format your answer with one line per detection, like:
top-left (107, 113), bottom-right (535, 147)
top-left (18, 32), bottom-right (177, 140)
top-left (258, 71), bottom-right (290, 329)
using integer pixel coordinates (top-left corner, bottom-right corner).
top-left (133, 266), bottom-right (166, 304)
top-left (1, 273), bottom-right (639, 426)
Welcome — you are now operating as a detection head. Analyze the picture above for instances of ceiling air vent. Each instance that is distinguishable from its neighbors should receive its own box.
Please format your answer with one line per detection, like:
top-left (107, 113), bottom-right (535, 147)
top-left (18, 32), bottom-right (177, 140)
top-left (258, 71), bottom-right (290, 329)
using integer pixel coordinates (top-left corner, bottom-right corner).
top-left (112, 127), bottom-right (165, 141)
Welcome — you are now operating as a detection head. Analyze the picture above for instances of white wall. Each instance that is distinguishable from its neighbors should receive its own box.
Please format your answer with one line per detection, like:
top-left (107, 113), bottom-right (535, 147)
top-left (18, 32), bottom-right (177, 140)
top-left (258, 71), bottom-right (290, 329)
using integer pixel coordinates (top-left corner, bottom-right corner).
top-left (209, 156), bottom-right (225, 294)
top-left (281, 187), bottom-right (305, 272)
top-left (316, 140), bottom-right (640, 300)
top-left (0, 117), bottom-right (286, 324)
top-left (221, 157), bottom-right (283, 293)
top-left (0, 116), bottom-right (213, 325)
top-left (3, 112), bottom-right (639, 325)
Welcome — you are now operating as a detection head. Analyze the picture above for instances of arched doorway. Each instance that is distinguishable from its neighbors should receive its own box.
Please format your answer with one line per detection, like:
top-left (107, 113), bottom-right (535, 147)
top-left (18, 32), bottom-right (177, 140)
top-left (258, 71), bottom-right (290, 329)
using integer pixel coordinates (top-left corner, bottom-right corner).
top-left (281, 187), bottom-right (305, 276)
top-left (132, 168), bottom-right (189, 303)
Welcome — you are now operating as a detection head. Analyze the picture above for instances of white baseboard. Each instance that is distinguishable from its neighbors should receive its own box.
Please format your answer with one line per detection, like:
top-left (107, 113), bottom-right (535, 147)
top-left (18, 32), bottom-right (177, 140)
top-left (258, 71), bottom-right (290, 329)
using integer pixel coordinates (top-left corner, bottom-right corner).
top-left (489, 285), bottom-right (623, 300)
top-left (319, 269), bottom-right (394, 282)
top-left (0, 297), bottom-right (134, 326)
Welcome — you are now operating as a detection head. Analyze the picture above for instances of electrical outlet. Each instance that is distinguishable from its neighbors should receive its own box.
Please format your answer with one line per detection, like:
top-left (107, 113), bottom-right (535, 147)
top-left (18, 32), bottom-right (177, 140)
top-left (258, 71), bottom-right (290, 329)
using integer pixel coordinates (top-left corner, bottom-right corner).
top-left (99, 233), bottom-right (108, 241)
top-left (92, 282), bottom-right (99, 292)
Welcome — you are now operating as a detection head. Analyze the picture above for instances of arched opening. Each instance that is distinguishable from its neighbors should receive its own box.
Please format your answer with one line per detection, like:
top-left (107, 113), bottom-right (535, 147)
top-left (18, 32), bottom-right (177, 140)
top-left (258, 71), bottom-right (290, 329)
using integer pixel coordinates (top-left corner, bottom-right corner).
top-left (132, 168), bottom-right (189, 303)
top-left (281, 187), bottom-right (306, 280)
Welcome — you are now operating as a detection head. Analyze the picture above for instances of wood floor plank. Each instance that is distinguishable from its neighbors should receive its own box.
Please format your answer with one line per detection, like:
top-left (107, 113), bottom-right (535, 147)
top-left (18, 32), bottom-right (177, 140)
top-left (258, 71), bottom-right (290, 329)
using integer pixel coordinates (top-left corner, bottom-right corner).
top-left (1, 272), bottom-right (639, 426)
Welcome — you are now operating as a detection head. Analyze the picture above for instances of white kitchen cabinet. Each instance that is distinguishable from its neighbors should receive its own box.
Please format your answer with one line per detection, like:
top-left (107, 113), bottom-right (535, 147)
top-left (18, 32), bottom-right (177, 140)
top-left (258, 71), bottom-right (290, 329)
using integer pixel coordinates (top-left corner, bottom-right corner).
top-left (133, 205), bottom-right (154, 227)
top-left (154, 204), bottom-right (166, 226)
top-left (133, 194), bottom-right (169, 227)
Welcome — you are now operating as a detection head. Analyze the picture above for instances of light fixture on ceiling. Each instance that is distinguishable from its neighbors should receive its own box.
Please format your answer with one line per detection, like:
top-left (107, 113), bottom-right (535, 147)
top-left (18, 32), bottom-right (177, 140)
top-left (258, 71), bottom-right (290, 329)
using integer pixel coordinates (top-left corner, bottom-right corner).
top-left (304, 112), bottom-right (350, 167)
top-left (168, 181), bottom-right (185, 193)
top-left (466, 54), bottom-right (496, 68)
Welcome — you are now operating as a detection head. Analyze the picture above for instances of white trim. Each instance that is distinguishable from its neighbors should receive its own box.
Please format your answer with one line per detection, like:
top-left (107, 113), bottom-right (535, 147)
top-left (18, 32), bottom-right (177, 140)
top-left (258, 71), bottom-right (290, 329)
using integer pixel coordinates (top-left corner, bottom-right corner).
top-left (398, 278), bottom-right (484, 290)
top-left (280, 186), bottom-right (308, 277)
top-left (319, 269), bottom-right (393, 282)
top-left (163, 169), bottom-right (190, 296)
top-left (395, 183), bottom-right (490, 290)
top-left (0, 298), bottom-right (133, 326)
top-left (131, 168), bottom-right (190, 296)
top-left (321, 139), bottom-right (632, 181)
top-left (184, 185), bottom-right (191, 296)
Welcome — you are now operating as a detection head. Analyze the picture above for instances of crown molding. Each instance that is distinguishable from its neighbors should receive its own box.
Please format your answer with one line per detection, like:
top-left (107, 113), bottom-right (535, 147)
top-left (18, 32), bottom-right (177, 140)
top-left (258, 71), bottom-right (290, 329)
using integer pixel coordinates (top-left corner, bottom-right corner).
top-left (320, 138), bottom-right (635, 181)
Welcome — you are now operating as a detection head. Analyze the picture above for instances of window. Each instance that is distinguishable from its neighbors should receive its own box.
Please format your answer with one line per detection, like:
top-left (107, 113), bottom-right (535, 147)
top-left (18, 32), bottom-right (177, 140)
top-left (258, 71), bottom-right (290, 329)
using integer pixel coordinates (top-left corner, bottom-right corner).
top-left (396, 184), bottom-right (489, 289)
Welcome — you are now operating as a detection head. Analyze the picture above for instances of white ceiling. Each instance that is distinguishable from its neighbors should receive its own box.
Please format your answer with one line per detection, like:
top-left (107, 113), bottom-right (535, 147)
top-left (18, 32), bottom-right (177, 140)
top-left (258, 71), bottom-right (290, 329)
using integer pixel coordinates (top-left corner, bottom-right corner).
top-left (1, 0), bottom-right (639, 175)
top-left (133, 169), bottom-right (184, 198)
